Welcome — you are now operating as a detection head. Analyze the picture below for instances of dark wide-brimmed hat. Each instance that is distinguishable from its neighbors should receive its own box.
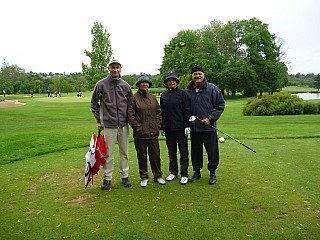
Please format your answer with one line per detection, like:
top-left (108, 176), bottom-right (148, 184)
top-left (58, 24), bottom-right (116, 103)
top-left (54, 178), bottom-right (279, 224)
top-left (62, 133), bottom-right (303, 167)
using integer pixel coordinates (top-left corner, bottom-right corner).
top-left (164, 71), bottom-right (180, 85)
top-left (136, 74), bottom-right (152, 87)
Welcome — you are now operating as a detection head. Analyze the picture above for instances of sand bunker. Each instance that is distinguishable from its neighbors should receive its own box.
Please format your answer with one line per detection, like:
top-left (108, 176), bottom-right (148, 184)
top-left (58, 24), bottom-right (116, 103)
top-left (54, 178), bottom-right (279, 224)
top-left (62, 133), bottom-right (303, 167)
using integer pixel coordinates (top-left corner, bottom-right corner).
top-left (0, 100), bottom-right (26, 108)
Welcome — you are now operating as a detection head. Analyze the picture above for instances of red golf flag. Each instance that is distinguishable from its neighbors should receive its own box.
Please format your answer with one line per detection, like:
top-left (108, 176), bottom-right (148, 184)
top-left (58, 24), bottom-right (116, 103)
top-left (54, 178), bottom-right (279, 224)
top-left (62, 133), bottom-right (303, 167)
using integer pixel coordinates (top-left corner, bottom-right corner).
top-left (85, 131), bottom-right (107, 188)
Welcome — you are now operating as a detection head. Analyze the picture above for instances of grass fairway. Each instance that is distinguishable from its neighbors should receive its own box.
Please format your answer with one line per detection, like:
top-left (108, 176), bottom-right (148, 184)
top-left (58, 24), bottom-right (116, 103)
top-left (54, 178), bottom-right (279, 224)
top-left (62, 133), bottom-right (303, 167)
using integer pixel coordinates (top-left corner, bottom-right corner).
top-left (0, 93), bottom-right (319, 239)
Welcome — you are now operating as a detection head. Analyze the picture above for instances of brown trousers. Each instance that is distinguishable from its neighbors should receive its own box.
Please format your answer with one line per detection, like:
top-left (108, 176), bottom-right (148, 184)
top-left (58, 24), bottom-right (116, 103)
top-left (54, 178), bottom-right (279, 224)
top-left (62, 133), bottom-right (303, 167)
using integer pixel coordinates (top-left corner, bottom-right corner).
top-left (134, 138), bottom-right (163, 180)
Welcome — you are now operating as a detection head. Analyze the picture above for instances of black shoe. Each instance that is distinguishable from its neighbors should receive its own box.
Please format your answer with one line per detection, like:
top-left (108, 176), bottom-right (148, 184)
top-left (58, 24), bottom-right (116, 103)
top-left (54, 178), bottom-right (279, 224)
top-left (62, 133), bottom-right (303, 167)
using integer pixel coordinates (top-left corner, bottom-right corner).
top-left (121, 177), bottom-right (132, 187)
top-left (189, 172), bottom-right (201, 182)
top-left (209, 174), bottom-right (217, 185)
top-left (101, 179), bottom-right (111, 190)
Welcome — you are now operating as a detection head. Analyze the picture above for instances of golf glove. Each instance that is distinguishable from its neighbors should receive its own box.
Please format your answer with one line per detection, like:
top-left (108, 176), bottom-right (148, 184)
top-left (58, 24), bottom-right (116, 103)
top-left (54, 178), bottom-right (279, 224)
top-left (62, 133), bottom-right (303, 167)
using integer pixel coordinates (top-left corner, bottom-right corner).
top-left (184, 127), bottom-right (191, 136)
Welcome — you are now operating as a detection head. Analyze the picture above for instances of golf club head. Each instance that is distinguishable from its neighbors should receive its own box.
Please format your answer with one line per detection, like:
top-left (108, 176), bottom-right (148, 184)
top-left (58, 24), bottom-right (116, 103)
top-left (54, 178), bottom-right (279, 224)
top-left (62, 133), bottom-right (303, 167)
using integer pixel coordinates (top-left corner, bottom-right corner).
top-left (189, 115), bottom-right (197, 122)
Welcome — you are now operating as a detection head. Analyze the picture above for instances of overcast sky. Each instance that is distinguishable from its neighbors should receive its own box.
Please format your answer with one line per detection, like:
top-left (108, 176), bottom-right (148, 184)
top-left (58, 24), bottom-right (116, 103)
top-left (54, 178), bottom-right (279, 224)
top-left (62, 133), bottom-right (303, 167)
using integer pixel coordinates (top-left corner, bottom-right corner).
top-left (1, 0), bottom-right (319, 75)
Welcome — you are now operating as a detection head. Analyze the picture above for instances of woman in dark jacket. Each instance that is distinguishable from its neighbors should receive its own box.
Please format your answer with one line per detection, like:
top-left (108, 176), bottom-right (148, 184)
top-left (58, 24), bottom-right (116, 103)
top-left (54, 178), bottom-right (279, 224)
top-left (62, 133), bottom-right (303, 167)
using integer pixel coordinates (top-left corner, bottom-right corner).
top-left (128, 74), bottom-right (166, 187)
top-left (160, 71), bottom-right (190, 185)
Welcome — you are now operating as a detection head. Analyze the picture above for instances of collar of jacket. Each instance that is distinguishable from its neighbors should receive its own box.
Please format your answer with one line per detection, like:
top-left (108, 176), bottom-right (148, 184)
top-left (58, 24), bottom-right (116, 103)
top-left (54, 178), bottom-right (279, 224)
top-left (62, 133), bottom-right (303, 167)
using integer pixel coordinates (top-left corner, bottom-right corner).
top-left (109, 74), bottom-right (122, 81)
top-left (138, 90), bottom-right (149, 96)
top-left (187, 79), bottom-right (207, 90)
top-left (168, 87), bottom-right (178, 91)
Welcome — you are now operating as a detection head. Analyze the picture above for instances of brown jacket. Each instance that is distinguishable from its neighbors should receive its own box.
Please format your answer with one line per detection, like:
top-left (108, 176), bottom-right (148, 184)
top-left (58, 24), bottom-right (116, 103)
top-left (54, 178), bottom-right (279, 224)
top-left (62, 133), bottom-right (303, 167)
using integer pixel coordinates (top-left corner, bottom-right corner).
top-left (128, 90), bottom-right (161, 139)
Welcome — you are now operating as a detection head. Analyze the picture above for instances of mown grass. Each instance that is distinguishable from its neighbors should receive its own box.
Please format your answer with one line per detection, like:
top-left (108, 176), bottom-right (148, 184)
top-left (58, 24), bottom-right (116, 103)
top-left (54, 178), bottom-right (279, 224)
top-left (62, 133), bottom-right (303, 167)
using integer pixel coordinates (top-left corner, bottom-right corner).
top-left (0, 93), bottom-right (319, 240)
top-left (281, 86), bottom-right (319, 93)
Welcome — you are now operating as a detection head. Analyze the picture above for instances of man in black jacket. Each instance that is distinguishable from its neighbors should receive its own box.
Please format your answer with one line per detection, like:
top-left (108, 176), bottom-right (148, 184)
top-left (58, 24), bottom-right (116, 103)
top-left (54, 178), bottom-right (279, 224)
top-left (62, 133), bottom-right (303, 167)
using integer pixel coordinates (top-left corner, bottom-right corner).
top-left (185, 66), bottom-right (225, 185)
top-left (160, 71), bottom-right (190, 185)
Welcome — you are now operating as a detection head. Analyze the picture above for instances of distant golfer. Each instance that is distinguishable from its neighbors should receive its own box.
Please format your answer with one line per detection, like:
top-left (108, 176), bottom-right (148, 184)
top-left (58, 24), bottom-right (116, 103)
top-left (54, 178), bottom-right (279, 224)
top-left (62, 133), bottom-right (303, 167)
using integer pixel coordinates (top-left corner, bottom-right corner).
top-left (185, 66), bottom-right (225, 185)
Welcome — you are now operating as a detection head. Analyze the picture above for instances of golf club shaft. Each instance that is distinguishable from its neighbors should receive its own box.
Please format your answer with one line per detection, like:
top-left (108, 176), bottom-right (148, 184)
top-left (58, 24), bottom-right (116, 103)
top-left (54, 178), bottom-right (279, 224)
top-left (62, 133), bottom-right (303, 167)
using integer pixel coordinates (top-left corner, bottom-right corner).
top-left (214, 127), bottom-right (256, 153)
top-left (195, 117), bottom-right (256, 153)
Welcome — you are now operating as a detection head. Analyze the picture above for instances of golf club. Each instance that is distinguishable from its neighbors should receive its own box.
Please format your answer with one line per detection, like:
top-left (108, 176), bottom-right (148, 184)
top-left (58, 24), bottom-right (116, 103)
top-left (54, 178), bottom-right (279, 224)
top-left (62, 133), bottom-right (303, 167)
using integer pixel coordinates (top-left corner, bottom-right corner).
top-left (188, 115), bottom-right (256, 153)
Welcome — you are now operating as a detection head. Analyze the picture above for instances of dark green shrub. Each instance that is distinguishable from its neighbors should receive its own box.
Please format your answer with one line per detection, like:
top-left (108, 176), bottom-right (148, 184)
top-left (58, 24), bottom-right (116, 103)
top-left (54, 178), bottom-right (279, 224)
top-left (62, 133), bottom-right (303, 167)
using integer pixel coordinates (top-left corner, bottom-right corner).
top-left (243, 92), bottom-right (304, 116)
top-left (303, 102), bottom-right (318, 114)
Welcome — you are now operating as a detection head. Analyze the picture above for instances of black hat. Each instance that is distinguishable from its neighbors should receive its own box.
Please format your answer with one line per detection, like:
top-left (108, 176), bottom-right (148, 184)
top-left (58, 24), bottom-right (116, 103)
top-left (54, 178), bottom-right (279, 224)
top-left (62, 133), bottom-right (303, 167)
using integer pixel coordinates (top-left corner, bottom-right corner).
top-left (164, 71), bottom-right (180, 85)
top-left (191, 66), bottom-right (204, 74)
top-left (136, 74), bottom-right (152, 87)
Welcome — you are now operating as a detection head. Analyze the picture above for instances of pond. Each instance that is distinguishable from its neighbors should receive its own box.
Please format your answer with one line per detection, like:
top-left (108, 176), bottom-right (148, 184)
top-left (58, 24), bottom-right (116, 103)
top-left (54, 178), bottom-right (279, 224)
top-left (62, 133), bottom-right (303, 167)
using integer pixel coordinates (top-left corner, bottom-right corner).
top-left (292, 93), bottom-right (320, 100)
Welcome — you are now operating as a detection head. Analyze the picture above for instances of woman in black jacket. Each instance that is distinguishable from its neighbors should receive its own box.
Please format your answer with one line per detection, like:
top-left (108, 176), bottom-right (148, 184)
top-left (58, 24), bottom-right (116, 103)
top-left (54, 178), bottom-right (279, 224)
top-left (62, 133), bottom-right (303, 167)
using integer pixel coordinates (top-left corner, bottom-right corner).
top-left (160, 71), bottom-right (190, 185)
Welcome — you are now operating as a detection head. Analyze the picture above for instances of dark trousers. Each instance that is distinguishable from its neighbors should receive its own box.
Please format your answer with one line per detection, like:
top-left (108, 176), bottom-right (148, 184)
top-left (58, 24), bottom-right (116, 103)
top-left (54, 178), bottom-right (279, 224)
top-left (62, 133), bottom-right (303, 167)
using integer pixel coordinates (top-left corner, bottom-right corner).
top-left (134, 138), bottom-right (163, 180)
top-left (165, 130), bottom-right (189, 177)
top-left (190, 131), bottom-right (219, 173)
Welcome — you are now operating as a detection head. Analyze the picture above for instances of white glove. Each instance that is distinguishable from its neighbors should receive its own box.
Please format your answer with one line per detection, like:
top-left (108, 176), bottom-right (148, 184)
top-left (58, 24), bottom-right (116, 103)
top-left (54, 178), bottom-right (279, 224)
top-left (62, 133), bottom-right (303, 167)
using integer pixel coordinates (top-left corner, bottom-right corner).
top-left (184, 127), bottom-right (191, 136)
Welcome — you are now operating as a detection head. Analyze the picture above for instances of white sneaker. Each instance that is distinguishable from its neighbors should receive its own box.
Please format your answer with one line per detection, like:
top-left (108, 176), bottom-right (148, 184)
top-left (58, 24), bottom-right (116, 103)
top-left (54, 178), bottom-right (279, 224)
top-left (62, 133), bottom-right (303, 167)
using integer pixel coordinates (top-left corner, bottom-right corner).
top-left (155, 178), bottom-right (166, 185)
top-left (166, 173), bottom-right (177, 181)
top-left (180, 177), bottom-right (188, 185)
top-left (140, 179), bottom-right (148, 187)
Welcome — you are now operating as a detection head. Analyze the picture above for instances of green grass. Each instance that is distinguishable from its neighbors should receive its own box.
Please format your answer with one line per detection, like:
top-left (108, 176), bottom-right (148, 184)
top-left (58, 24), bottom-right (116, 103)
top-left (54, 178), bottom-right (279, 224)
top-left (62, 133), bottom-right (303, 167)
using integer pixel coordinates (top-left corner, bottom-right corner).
top-left (0, 93), bottom-right (320, 239)
top-left (281, 86), bottom-right (319, 93)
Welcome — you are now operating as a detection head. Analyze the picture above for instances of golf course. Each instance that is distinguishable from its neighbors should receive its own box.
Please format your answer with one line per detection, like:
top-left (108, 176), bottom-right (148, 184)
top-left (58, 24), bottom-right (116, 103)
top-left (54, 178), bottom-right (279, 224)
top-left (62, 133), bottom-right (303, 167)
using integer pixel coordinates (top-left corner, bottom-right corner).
top-left (0, 90), bottom-right (319, 239)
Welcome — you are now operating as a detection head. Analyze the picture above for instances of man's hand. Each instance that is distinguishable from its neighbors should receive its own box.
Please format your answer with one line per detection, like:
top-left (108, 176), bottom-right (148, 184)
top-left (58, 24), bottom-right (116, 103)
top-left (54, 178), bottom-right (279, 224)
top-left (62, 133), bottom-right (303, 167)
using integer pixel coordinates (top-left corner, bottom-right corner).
top-left (184, 127), bottom-right (191, 136)
top-left (201, 118), bottom-right (211, 126)
top-left (98, 123), bottom-right (104, 131)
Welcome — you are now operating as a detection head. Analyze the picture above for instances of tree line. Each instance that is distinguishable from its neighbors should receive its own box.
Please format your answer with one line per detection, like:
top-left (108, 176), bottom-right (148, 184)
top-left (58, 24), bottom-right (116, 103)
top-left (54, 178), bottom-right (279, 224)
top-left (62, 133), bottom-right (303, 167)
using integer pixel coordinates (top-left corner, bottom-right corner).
top-left (288, 73), bottom-right (320, 90)
top-left (1, 19), bottom-right (319, 96)
top-left (0, 59), bottom-right (165, 95)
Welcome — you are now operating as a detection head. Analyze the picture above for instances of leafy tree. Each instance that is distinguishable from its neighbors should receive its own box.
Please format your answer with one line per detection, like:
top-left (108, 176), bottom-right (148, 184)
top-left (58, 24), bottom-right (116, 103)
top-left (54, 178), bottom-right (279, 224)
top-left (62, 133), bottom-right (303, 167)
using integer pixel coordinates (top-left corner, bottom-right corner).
top-left (24, 72), bottom-right (45, 93)
top-left (287, 75), bottom-right (300, 86)
top-left (2, 81), bottom-right (14, 94)
top-left (13, 80), bottom-right (23, 93)
top-left (0, 60), bottom-right (25, 94)
top-left (220, 64), bottom-right (242, 96)
top-left (52, 75), bottom-right (71, 93)
top-left (43, 77), bottom-right (54, 93)
top-left (75, 76), bottom-right (87, 92)
top-left (149, 74), bottom-right (162, 88)
top-left (34, 80), bottom-right (43, 93)
top-left (239, 63), bottom-right (258, 97)
top-left (160, 18), bottom-right (286, 96)
top-left (19, 80), bottom-right (31, 94)
top-left (82, 22), bottom-right (113, 89)
top-left (203, 20), bottom-right (235, 63)
top-left (122, 74), bottom-right (139, 88)
top-left (198, 27), bottom-right (223, 85)
top-left (160, 30), bottom-right (201, 88)
top-left (160, 29), bottom-right (222, 89)
top-left (237, 18), bottom-right (284, 96)
top-left (220, 61), bottom-right (257, 96)
top-left (215, 18), bottom-right (288, 96)
top-left (314, 74), bottom-right (320, 91)
top-left (273, 62), bottom-right (288, 91)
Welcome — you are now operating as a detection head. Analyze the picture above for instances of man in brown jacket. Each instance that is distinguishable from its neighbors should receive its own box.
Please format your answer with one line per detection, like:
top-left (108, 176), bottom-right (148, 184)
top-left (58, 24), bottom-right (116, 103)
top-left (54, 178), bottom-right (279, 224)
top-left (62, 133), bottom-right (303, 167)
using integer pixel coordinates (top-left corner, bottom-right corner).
top-left (128, 74), bottom-right (166, 187)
